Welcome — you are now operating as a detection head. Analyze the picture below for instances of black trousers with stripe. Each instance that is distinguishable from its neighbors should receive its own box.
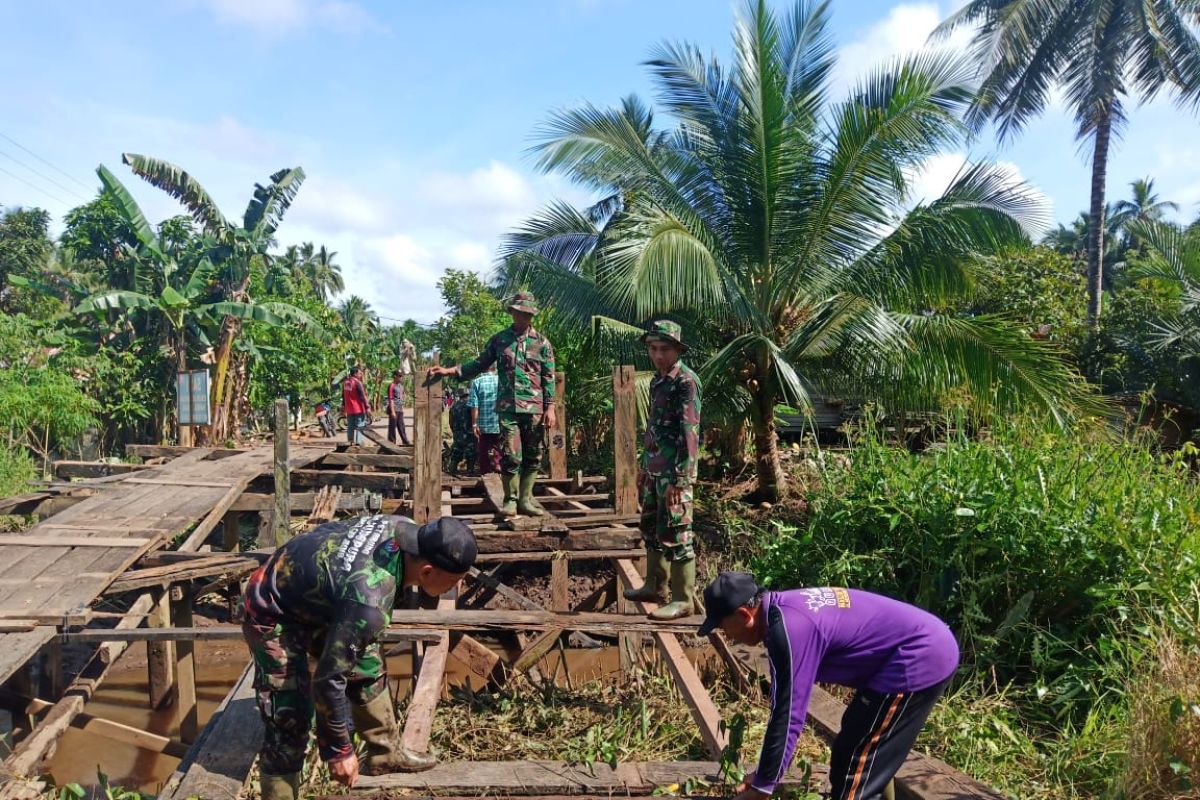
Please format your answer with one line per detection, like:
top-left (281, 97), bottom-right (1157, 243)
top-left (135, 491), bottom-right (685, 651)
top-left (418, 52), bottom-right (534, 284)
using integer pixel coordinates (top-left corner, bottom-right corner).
top-left (827, 678), bottom-right (950, 800)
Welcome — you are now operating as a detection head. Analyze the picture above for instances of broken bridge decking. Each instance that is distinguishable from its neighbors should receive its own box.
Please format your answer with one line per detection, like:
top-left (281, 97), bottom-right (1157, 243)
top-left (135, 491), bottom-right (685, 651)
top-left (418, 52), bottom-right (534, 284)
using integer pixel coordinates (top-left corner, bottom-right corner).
top-left (0, 445), bottom-right (324, 685)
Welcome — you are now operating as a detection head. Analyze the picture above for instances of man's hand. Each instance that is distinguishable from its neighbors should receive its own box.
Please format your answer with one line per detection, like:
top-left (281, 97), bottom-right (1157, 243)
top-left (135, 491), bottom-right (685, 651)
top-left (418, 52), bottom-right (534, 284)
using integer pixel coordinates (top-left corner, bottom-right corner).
top-left (543, 405), bottom-right (557, 430)
top-left (427, 365), bottom-right (456, 378)
top-left (474, 425), bottom-right (482, 438)
top-left (328, 753), bottom-right (360, 787)
top-left (665, 484), bottom-right (682, 508)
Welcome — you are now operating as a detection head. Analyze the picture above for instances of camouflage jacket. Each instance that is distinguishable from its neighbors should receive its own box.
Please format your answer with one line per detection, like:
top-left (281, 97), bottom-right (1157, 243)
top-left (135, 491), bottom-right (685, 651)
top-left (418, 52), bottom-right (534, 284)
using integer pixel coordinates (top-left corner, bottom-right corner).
top-left (449, 401), bottom-right (474, 438)
top-left (244, 515), bottom-right (407, 761)
top-left (459, 326), bottom-right (555, 414)
top-left (641, 361), bottom-right (702, 487)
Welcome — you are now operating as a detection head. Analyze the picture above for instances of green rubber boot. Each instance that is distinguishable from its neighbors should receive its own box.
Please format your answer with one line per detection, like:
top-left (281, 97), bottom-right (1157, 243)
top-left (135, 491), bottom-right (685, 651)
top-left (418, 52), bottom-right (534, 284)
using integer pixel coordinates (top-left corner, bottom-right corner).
top-left (351, 690), bottom-right (438, 775)
top-left (623, 550), bottom-right (667, 602)
top-left (650, 558), bottom-right (697, 620)
top-left (260, 772), bottom-right (301, 800)
top-left (500, 472), bottom-right (519, 517)
top-left (517, 470), bottom-right (547, 516)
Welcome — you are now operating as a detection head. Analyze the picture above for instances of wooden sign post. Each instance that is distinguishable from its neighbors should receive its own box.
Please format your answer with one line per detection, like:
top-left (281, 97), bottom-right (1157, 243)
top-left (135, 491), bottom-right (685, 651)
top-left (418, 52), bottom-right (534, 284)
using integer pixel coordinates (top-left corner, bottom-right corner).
top-left (548, 371), bottom-right (568, 480)
top-left (613, 365), bottom-right (639, 516)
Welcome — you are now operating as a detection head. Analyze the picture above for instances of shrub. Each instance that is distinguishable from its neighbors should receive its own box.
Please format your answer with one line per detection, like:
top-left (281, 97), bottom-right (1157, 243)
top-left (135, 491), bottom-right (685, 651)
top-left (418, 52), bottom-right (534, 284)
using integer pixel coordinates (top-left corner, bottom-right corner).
top-left (0, 443), bottom-right (36, 498)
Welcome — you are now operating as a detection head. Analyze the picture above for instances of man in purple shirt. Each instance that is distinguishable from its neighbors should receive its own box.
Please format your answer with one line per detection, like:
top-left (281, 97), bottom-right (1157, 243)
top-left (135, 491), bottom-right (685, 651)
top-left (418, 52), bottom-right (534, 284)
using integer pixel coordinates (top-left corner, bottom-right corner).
top-left (698, 572), bottom-right (959, 800)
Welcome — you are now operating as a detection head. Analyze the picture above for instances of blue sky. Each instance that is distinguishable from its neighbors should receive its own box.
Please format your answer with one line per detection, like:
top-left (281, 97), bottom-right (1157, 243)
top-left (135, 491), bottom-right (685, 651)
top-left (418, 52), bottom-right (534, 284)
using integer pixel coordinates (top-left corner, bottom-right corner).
top-left (3, 0), bottom-right (1199, 323)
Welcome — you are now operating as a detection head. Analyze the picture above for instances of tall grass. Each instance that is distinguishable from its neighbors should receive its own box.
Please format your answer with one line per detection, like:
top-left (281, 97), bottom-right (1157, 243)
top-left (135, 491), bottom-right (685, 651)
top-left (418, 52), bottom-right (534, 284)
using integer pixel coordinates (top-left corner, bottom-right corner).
top-left (748, 419), bottom-right (1200, 797)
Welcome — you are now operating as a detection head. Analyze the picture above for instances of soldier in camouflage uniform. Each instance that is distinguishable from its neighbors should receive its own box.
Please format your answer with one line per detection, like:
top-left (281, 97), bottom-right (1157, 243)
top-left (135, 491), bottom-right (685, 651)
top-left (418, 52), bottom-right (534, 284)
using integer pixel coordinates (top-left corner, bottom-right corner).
top-left (446, 385), bottom-right (476, 476)
top-left (242, 515), bottom-right (476, 799)
top-left (624, 320), bottom-right (703, 620)
top-left (428, 291), bottom-right (556, 517)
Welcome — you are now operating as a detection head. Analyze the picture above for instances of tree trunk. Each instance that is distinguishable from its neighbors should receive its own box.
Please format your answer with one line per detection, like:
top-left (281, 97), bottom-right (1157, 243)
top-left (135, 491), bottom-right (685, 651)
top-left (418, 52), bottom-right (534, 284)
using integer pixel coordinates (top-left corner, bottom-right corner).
top-left (1086, 109), bottom-right (1113, 332)
top-left (749, 387), bottom-right (785, 502)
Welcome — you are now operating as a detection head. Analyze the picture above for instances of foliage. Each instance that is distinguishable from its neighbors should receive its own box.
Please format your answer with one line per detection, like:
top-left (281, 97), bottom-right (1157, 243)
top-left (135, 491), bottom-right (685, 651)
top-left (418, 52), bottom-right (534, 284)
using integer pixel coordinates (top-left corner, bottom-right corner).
top-left (0, 443), bottom-right (36, 499)
top-left (434, 268), bottom-right (509, 367)
top-left (749, 420), bottom-right (1200, 796)
top-left (503, 0), bottom-right (1094, 500)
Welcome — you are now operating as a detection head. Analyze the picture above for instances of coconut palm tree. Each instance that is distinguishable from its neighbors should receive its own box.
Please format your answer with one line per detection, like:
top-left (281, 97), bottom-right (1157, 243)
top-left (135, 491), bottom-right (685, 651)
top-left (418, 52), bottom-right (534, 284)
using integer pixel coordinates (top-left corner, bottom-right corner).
top-left (1112, 177), bottom-right (1180, 231)
top-left (937, 2), bottom-right (1200, 332)
top-left (1126, 220), bottom-right (1200, 364)
top-left (120, 153), bottom-right (306, 440)
top-left (306, 244), bottom-right (344, 302)
top-left (504, 0), bottom-right (1094, 500)
top-left (338, 294), bottom-right (378, 340)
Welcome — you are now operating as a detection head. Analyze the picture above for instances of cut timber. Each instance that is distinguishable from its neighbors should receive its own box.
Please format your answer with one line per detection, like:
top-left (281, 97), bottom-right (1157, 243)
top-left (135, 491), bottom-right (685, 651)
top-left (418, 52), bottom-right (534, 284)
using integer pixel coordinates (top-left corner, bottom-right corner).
top-left (612, 365), bottom-right (639, 515)
top-left (288, 469), bottom-right (406, 492)
top-left (614, 558), bottom-right (728, 759)
top-left (52, 460), bottom-right (147, 479)
top-left (389, 608), bottom-right (699, 635)
top-left (307, 485), bottom-right (343, 523)
top-left (60, 627), bottom-right (443, 644)
top-left (230, 491), bottom-right (375, 514)
top-left (0, 536), bottom-right (153, 548)
top-left (412, 366), bottom-right (442, 523)
top-left (549, 370), bottom-right (568, 479)
top-left (24, 697), bottom-right (188, 757)
top-left (476, 548), bottom-right (646, 564)
top-left (400, 590), bottom-right (455, 753)
top-left (125, 444), bottom-right (249, 461)
top-left (350, 760), bottom-right (827, 795)
top-left (271, 398), bottom-right (290, 547)
top-left (480, 473), bottom-right (505, 511)
top-left (473, 528), bottom-right (642, 554)
top-left (319, 452), bottom-right (413, 469)
top-left (360, 425), bottom-right (411, 455)
top-left (158, 664), bottom-right (261, 800)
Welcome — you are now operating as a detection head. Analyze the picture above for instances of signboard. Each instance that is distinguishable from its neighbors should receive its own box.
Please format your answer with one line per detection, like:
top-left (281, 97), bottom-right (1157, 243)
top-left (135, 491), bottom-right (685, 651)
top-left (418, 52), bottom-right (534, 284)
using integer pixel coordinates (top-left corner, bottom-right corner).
top-left (176, 369), bottom-right (211, 426)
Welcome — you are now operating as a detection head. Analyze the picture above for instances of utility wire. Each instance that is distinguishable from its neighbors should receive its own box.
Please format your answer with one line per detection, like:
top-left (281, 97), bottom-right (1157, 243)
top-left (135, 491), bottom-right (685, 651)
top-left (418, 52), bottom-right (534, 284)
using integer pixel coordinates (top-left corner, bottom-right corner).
top-left (0, 131), bottom-right (94, 192)
top-left (0, 147), bottom-right (90, 203)
top-left (0, 163), bottom-right (70, 206)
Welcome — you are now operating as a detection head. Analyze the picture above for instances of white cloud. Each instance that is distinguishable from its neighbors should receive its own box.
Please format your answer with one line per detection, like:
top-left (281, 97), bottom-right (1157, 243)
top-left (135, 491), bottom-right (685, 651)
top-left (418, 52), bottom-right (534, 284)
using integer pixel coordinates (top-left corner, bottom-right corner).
top-left (835, 3), bottom-right (974, 91)
top-left (904, 152), bottom-right (1052, 235)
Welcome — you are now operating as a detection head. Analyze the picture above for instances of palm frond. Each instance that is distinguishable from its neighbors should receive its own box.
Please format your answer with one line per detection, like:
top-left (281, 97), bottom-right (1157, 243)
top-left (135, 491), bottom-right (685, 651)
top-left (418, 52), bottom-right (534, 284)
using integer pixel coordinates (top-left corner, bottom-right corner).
top-left (95, 165), bottom-right (163, 260)
top-left (73, 290), bottom-right (156, 315)
top-left (122, 153), bottom-right (232, 235)
top-left (243, 167), bottom-right (306, 239)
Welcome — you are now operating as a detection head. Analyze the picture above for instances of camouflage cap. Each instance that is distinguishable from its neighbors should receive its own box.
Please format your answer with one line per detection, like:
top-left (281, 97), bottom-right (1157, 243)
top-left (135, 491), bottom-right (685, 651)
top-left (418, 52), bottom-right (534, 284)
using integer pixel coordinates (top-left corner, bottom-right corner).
top-left (640, 319), bottom-right (688, 351)
top-left (506, 291), bottom-right (539, 315)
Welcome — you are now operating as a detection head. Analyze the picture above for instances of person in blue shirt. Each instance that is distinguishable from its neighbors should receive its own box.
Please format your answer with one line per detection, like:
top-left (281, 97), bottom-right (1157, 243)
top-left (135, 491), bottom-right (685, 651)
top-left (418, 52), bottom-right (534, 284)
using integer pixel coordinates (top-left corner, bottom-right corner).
top-left (469, 365), bottom-right (501, 474)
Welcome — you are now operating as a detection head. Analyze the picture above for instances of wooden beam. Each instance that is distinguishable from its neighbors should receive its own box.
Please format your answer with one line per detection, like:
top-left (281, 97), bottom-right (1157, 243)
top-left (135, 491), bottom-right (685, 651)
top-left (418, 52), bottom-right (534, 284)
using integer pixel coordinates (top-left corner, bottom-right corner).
top-left (475, 548), bottom-right (646, 564)
top-left (60, 626), bottom-right (443, 644)
top-left (613, 558), bottom-right (727, 759)
top-left (172, 584), bottom-right (199, 743)
top-left (221, 511), bottom-right (240, 552)
top-left (0, 535), bottom-right (154, 548)
top-left (548, 370), bottom-right (567, 480)
top-left (146, 588), bottom-right (176, 709)
top-left (412, 365), bottom-right (442, 523)
top-left (473, 528), bottom-right (642, 554)
top-left (288, 469), bottom-right (407, 492)
top-left (229, 491), bottom-right (375, 514)
top-left (612, 365), bottom-right (639, 516)
top-left (400, 590), bottom-right (455, 753)
top-left (24, 697), bottom-right (188, 758)
top-left (550, 558), bottom-right (569, 612)
top-left (272, 398), bottom-right (291, 547)
top-left (319, 452), bottom-right (413, 469)
top-left (384, 609), bottom-right (699, 634)
top-left (52, 460), bottom-right (147, 480)
top-left (125, 444), bottom-right (249, 461)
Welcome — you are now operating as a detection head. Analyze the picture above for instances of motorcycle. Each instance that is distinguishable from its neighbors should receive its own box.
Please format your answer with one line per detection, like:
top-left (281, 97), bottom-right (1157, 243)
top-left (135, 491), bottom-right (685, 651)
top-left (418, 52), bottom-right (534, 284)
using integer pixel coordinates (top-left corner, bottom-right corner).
top-left (315, 400), bottom-right (336, 438)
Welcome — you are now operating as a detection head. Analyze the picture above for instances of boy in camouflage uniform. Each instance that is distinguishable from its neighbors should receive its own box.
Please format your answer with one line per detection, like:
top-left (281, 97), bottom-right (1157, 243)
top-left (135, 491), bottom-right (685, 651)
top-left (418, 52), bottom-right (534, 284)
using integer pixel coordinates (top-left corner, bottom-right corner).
top-left (446, 385), bottom-right (476, 476)
top-left (242, 515), bottom-right (476, 799)
top-left (428, 291), bottom-right (556, 517)
top-left (624, 320), bottom-right (703, 620)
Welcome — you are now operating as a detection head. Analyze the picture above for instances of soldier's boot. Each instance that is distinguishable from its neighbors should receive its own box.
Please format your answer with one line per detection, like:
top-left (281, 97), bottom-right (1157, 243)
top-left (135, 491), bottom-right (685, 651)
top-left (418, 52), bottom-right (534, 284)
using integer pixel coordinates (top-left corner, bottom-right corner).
top-left (623, 549), bottom-right (667, 602)
top-left (517, 471), bottom-right (548, 516)
top-left (650, 558), bottom-right (697, 620)
top-left (260, 772), bottom-right (301, 800)
top-left (500, 472), bottom-right (519, 517)
top-left (351, 690), bottom-right (437, 774)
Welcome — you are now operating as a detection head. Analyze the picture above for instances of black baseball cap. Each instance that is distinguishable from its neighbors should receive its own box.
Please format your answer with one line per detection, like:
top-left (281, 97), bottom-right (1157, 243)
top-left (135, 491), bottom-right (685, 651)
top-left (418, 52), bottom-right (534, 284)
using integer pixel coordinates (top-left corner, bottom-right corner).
top-left (697, 571), bottom-right (760, 635)
top-left (396, 516), bottom-right (477, 574)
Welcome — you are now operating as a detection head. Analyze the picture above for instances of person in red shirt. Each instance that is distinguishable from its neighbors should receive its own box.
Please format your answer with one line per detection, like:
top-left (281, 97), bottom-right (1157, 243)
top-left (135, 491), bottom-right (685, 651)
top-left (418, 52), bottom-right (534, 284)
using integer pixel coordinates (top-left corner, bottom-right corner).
top-left (342, 367), bottom-right (371, 445)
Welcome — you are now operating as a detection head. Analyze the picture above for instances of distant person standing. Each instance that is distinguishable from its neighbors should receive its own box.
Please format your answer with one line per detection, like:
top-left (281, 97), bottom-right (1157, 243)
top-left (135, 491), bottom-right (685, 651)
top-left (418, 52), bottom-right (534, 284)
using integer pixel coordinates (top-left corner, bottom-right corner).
top-left (446, 386), bottom-right (476, 477)
top-left (428, 292), bottom-right (556, 517)
top-left (342, 366), bottom-right (370, 445)
top-left (623, 321), bottom-right (702, 620)
top-left (386, 370), bottom-right (410, 446)
top-left (469, 365), bottom-right (501, 474)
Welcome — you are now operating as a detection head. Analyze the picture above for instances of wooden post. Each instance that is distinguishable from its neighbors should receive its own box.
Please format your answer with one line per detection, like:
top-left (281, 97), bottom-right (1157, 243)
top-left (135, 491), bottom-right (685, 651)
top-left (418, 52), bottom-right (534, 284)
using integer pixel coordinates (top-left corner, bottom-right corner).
top-left (550, 557), bottom-right (569, 612)
top-left (272, 398), bottom-right (290, 547)
top-left (172, 584), bottom-right (199, 743)
top-left (613, 365), bottom-right (639, 516)
top-left (147, 588), bottom-right (177, 709)
top-left (39, 639), bottom-right (63, 700)
top-left (413, 362), bottom-right (442, 524)
top-left (549, 371), bottom-right (568, 480)
top-left (221, 511), bottom-right (240, 553)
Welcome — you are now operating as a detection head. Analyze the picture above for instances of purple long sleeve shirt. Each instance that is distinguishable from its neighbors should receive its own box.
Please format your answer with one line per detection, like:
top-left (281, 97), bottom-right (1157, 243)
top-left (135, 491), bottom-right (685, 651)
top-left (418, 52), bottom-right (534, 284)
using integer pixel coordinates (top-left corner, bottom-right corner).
top-left (752, 588), bottom-right (959, 795)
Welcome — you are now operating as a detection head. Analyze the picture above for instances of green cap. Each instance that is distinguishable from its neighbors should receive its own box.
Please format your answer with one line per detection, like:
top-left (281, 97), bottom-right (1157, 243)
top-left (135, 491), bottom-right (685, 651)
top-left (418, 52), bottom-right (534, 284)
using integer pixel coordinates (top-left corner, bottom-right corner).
top-left (640, 320), bottom-right (688, 351)
top-left (506, 291), bottom-right (539, 315)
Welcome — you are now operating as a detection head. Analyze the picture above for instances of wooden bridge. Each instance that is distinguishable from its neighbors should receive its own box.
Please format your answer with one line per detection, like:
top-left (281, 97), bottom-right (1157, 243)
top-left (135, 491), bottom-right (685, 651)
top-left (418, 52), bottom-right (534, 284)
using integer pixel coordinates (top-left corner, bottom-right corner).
top-left (0, 367), bottom-right (1004, 800)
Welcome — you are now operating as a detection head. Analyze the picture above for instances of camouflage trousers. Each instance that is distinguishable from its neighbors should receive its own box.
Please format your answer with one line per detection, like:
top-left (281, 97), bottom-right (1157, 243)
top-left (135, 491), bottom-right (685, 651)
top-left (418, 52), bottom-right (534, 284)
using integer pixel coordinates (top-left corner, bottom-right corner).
top-left (638, 473), bottom-right (695, 562)
top-left (497, 411), bottom-right (544, 475)
top-left (447, 432), bottom-right (477, 474)
top-left (242, 617), bottom-right (386, 775)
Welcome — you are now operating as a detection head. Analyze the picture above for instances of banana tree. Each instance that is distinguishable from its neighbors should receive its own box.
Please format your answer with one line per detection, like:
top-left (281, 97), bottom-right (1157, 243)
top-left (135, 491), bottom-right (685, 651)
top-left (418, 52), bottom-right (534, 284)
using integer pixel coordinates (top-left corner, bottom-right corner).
top-left (119, 154), bottom-right (306, 440)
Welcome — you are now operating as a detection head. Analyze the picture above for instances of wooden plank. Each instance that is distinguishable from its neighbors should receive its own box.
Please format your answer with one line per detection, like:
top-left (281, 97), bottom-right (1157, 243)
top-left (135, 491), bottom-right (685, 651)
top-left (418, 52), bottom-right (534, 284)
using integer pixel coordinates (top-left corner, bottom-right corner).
top-left (230, 491), bottom-right (374, 514)
top-left (613, 365), bottom-right (639, 516)
top-left (350, 760), bottom-right (827, 795)
top-left (548, 370), bottom-right (567, 479)
top-left (146, 588), bottom-right (176, 708)
top-left (52, 460), bottom-right (148, 479)
top-left (412, 366), bottom-right (442, 523)
top-left (105, 556), bottom-right (259, 595)
top-left (400, 590), bottom-right (455, 753)
top-left (550, 557), bottom-right (569, 612)
top-left (319, 452), bottom-right (413, 469)
top-left (272, 398), bottom-right (291, 547)
top-left (473, 528), bottom-right (642, 554)
top-left (361, 425), bottom-right (412, 455)
top-left (24, 697), bottom-right (188, 757)
top-left (60, 627), bottom-right (443, 644)
top-left (614, 558), bottom-right (727, 759)
top-left (172, 584), bottom-right (199, 743)
top-left (476, 548), bottom-right (646, 564)
top-left (157, 664), bottom-right (261, 800)
top-left (125, 444), bottom-right (250, 461)
top-left (123, 478), bottom-right (239, 488)
top-left (288, 469), bottom-right (407, 492)
top-left (388, 608), bottom-right (699, 635)
top-left (0, 535), bottom-right (154, 548)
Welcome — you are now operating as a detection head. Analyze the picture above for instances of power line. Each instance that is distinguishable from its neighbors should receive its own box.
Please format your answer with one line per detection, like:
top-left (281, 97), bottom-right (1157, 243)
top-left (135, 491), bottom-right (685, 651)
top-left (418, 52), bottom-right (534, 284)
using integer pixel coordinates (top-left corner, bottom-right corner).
top-left (0, 163), bottom-right (70, 207)
top-left (0, 147), bottom-right (90, 203)
top-left (0, 131), bottom-right (94, 192)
